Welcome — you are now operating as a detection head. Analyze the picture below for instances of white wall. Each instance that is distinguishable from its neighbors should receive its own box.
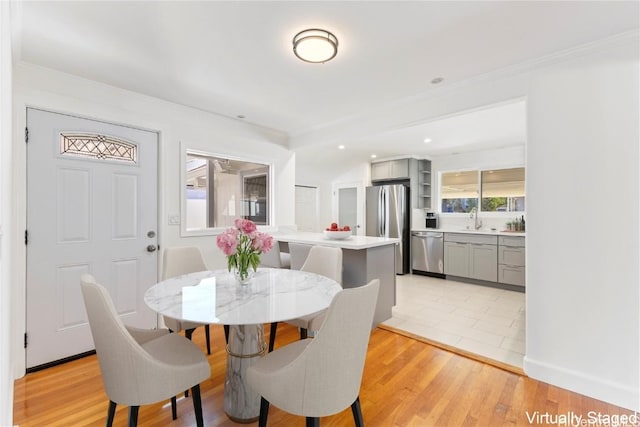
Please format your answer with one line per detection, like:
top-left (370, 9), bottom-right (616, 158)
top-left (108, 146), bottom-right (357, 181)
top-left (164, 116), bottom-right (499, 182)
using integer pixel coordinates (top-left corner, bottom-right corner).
top-left (0, 2), bottom-right (13, 425)
top-left (525, 36), bottom-right (639, 410)
top-left (10, 63), bottom-right (295, 378)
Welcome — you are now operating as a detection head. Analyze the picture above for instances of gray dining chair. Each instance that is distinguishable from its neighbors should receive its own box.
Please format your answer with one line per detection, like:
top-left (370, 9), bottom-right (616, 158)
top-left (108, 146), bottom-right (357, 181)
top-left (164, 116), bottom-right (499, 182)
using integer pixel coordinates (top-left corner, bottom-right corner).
top-left (268, 245), bottom-right (343, 352)
top-left (80, 274), bottom-right (210, 427)
top-left (288, 242), bottom-right (312, 270)
top-left (161, 246), bottom-right (215, 353)
top-left (247, 279), bottom-right (379, 427)
top-left (258, 240), bottom-right (291, 269)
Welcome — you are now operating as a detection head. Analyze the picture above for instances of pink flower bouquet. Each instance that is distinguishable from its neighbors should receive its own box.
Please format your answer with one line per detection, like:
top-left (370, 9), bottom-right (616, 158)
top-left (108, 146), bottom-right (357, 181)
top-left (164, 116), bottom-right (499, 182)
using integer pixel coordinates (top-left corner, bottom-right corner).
top-left (216, 218), bottom-right (273, 284)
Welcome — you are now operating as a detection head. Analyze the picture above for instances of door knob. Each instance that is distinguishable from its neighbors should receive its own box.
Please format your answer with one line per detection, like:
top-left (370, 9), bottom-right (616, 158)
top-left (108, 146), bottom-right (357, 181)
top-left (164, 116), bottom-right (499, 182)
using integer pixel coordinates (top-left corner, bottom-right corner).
top-left (146, 244), bottom-right (157, 253)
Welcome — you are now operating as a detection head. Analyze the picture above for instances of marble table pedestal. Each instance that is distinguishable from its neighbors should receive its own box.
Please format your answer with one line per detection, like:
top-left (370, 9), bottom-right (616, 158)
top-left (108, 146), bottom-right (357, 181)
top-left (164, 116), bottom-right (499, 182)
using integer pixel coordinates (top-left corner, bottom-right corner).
top-left (223, 324), bottom-right (266, 423)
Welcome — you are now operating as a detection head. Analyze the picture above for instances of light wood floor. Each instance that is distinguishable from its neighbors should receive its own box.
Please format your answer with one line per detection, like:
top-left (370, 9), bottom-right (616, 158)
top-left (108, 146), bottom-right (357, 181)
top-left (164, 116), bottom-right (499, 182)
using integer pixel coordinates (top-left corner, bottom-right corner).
top-left (14, 323), bottom-right (632, 426)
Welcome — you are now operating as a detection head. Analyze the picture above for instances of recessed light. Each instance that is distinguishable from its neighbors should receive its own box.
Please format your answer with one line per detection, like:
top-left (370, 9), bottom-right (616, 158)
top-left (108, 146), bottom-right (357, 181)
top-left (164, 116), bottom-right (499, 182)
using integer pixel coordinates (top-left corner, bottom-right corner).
top-left (423, 138), bottom-right (432, 144)
top-left (371, 154), bottom-right (377, 158)
top-left (431, 77), bottom-right (444, 84)
top-left (338, 145), bottom-right (345, 150)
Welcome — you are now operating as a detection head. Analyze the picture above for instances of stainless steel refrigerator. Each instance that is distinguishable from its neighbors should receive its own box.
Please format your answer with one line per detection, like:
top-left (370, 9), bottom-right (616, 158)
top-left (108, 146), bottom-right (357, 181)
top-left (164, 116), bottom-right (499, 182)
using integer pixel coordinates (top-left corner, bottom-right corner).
top-left (366, 184), bottom-right (410, 274)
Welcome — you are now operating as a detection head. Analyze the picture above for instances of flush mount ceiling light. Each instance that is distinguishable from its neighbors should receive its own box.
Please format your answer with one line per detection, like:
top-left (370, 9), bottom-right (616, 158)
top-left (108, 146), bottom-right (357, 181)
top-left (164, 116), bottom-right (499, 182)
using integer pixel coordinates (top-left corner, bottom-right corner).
top-left (293, 29), bottom-right (338, 63)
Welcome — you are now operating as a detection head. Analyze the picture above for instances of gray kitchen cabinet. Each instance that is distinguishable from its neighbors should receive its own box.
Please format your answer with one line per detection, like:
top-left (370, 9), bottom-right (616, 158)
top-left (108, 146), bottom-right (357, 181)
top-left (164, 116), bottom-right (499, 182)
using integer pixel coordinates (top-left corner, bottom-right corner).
top-left (371, 159), bottom-right (410, 181)
top-left (444, 241), bottom-right (469, 277)
top-left (470, 243), bottom-right (498, 282)
top-left (444, 233), bottom-right (497, 281)
top-left (418, 159), bottom-right (432, 210)
top-left (498, 236), bottom-right (526, 287)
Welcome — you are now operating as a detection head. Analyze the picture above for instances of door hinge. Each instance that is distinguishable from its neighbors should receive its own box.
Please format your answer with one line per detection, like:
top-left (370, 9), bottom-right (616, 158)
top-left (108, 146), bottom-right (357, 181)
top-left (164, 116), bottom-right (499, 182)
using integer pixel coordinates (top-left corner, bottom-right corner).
top-left (25, 127), bottom-right (29, 143)
top-left (24, 332), bottom-right (28, 349)
top-left (25, 230), bottom-right (28, 245)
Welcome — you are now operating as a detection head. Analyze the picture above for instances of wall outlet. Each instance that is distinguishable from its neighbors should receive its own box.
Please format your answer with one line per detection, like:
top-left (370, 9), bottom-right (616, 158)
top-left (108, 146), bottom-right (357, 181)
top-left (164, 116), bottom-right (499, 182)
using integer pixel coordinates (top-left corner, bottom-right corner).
top-left (168, 214), bottom-right (180, 225)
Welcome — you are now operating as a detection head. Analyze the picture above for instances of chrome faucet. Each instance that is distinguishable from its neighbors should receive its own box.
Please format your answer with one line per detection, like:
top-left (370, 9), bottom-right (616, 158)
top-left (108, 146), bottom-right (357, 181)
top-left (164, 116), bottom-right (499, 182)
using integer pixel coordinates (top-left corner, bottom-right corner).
top-left (470, 207), bottom-right (483, 230)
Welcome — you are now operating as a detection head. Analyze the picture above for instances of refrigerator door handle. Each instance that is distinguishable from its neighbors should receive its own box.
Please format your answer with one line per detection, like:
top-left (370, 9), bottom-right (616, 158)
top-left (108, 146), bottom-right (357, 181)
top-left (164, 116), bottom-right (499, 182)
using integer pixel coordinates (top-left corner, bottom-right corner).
top-left (382, 187), bottom-right (387, 236)
top-left (378, 188), bottom-right (384, 236)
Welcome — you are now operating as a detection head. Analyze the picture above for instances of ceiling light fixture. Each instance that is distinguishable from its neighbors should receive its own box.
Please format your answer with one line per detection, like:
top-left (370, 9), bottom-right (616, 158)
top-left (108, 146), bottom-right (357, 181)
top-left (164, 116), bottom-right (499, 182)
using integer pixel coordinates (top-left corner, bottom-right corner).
top-left (371, 154), bottom-right (377, 159)
top-left (423, 138), bottom-right (432, 143)
top-left (293, 29), bottom-right (338, 63)
top-left (338, 145), bottom-right (345, 150)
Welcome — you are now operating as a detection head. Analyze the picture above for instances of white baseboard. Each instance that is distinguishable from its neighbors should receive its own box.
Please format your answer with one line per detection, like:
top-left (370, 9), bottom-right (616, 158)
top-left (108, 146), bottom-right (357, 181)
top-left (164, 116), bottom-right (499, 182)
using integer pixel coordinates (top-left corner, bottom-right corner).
top-left (524, 356), bottom-right (639, 412)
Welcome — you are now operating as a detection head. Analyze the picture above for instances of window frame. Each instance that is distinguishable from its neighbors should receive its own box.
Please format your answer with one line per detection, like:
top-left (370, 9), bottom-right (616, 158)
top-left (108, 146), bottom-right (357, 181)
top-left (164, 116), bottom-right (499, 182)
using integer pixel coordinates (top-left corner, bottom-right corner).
top-left (180, 145), bottom-right (275, 237)
top-left (438, 166), bottom-right (525, 216)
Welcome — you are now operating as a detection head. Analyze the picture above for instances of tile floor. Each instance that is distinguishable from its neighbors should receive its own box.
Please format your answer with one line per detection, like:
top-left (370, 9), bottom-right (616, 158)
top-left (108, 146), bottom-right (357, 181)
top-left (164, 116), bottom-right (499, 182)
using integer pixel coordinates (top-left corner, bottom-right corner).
top-left (382, 274), bottom-right (525, 368)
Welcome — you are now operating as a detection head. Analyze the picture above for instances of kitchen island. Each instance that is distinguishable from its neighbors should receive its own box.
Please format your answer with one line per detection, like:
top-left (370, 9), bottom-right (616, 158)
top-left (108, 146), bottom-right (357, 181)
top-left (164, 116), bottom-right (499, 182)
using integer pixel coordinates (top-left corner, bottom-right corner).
top-left (274, 232), bottom-right (399, 326)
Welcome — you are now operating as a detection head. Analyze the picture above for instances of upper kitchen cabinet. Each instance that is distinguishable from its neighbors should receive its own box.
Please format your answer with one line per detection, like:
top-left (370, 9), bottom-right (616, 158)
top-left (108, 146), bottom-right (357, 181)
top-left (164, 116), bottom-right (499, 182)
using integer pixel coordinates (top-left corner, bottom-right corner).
top-left (371, 159), bottom-right (409, 181)
top-left (370, 158), bottom-right (432, 209)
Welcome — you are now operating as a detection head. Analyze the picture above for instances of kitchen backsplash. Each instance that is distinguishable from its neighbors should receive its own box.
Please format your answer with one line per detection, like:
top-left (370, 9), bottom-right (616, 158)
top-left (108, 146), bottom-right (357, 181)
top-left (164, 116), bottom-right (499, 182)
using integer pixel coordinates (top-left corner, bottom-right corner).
top-left (411, 209), bottom-right (525, 232)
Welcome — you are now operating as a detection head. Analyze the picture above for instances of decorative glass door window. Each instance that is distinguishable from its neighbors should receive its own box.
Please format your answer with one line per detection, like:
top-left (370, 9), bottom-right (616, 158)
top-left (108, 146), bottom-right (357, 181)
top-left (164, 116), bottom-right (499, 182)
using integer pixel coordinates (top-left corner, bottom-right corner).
top-left (59, 133), bottom-right (137, 164)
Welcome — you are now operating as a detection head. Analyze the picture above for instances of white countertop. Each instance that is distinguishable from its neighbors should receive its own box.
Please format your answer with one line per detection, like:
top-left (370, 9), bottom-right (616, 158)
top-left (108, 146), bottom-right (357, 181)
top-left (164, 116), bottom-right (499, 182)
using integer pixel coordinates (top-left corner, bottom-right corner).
top-left (412, 227), bottom-right (526, 237)
top-left (274, 232), bottom-right (400, 249)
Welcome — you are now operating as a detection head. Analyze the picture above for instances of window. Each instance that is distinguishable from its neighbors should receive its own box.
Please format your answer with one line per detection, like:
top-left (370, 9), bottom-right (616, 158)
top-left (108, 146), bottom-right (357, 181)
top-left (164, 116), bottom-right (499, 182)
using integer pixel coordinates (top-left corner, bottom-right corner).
top-left (441, 167), bottom-right (525, 213)
top-left (481, 168), bottom-right (525, 212)
top-left (441, 171), bottom-right (479, 213)
top-left (184, 151), bottom-right (271, 231)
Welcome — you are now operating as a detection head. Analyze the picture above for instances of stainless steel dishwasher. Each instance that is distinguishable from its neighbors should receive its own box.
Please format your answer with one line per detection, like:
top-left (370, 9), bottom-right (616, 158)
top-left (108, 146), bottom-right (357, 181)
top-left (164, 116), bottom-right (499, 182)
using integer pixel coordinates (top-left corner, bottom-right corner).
top-left (411, 231), bottom-right (444, 277)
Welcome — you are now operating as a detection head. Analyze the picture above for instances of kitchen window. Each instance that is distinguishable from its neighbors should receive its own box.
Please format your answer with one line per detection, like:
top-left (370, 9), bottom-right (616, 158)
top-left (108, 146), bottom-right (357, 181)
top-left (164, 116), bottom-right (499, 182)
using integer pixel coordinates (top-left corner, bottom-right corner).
top-left (184, 150), bottom-right (272, 232)
top-left (441, 167), bottom-right (525, 213)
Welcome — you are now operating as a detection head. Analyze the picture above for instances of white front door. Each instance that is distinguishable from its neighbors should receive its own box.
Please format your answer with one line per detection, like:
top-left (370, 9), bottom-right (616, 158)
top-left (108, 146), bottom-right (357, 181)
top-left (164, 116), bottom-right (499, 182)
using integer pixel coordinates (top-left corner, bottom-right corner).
top-left (26, 108), bottom-right (158, 369)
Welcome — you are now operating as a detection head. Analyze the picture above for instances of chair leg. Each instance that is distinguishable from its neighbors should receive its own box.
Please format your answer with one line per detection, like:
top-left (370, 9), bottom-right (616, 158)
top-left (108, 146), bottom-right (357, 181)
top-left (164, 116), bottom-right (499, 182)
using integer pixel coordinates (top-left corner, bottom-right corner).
top-left (306, 417), bottom-right (320, 427)
top-left (171, 396), bottom-right (177, 420)
top-left (224, 324), bottom-right (230, 344)
top-left (351, 396), bottom-right (364, 427)
top-left (185, 328), bottom-right (195, 340)
top-left (127, 406), bottom-right (139, 427)
top-left (268, 322), bottom-right (278, 352)
top-left (300, 328), bottom-right (308, 340)
top-left (191, 384), bottom-right (204, 427)
top-left (205, 325), bottom-right (211, 355)
top-left (183, 328), bottom-right (194, 397)
top-left (259, 397), bottom-right (270, 427)
top-left (106, 400), bottom-right (117, 427)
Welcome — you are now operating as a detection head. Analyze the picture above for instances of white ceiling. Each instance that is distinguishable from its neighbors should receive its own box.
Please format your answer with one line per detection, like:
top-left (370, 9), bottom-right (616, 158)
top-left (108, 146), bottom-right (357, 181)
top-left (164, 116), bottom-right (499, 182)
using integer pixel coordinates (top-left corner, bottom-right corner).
top-left (12, 1), bottom-right (639, 165)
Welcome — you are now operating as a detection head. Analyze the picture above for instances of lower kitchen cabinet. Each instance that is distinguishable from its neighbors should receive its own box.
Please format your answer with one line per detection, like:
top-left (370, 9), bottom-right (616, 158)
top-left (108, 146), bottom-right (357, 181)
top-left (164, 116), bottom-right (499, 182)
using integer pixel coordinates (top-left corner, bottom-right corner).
top-left (498, 236), bottom-right (526, 287)
top-left (444, 241), bottom-right (469, 277)
top-left (444, 233), bottom-right (497, 281)
top-left (470, 243), bottom-right (498, 282)
top-left (498, 264), bottom-right (525, 286)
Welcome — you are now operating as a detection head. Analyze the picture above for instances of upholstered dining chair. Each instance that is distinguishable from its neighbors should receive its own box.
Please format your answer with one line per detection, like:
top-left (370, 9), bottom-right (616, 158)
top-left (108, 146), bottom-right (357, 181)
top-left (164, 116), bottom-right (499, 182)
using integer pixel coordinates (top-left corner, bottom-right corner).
top-left (80, 274), bottom-right (210, 427)
top-left (258, 240), bottom-right (291, 269)
top-left (161, 246), bottom-right (214, 353)
top-left (288, 242), bottom-right (312, 270)
top-left (268, 245), bottom-right (343, 352)
top-left (247, 279), bottom-right (379, 427)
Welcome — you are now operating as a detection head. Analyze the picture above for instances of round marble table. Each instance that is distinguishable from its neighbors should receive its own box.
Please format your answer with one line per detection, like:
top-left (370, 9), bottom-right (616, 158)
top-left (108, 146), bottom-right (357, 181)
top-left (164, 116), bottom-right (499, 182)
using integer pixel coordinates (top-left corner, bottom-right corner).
top-left (144, 268), bottom-right (341, 423)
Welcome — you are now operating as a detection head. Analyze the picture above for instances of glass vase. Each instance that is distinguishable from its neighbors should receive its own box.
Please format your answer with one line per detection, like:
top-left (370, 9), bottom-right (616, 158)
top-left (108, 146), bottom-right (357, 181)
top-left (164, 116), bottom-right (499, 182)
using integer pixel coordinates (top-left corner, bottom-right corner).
top-left (234, 267), bottom-right (254, 285)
